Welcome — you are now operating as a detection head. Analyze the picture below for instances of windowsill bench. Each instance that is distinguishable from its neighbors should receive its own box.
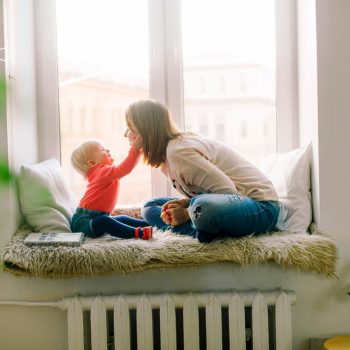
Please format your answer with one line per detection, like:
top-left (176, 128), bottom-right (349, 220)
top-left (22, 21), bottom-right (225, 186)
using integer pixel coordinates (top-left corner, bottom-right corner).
top-left (2, 221), bottom-right (338, 280)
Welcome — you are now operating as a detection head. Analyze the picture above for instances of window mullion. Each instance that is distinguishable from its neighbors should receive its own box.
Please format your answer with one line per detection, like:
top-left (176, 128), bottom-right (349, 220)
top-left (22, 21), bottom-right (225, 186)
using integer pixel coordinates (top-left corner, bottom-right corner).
top-left (163, 0), bottom-right (184, 130)
top-left (148, 0), bottom-right (166, 103)
top-left (34, 0), bottom-right (61, 162)
top-left (275, 0), bottom-right (299, 152)
top-left (163, 0), bottom-right (184, 198)
top-left (148, 0), bottom-right (172, 198)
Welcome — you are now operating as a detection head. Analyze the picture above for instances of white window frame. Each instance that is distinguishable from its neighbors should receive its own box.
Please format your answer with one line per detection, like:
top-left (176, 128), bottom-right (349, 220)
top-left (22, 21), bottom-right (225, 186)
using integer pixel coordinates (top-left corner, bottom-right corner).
top-left (34, 0), bottom-right (61, 162)
top-left (275, 0), bottom-right (299, 152)
top-left (148, 0), bottom-right (169, 197)
top-left (33, 0), bottom-right (298, 198)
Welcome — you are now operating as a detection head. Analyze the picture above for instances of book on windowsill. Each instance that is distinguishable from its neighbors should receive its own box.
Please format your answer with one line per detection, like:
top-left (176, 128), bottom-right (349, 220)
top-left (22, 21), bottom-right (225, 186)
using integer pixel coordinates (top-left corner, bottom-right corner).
top-left (24, 232), bottom-right (85, 247)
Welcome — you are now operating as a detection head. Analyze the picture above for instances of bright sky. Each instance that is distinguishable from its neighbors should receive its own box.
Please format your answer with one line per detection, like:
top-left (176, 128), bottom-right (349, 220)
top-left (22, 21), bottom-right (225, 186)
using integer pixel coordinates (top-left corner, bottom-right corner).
top-left (182, 0), bottom-right (276, 69)
top-left (56, 0), bottom-right (275, 76)
top-left (56, 0), bottom-right (149, 77)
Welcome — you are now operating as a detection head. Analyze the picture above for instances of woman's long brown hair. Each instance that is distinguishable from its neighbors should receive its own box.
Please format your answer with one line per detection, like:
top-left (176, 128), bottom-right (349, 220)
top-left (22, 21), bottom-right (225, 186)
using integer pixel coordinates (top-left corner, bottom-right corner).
top-left (125, 100), bottom-right (184, 167)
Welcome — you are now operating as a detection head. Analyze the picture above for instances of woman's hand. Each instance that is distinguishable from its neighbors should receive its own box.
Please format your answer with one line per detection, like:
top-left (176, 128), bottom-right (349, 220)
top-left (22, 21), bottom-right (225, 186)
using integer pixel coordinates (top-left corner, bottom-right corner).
top-left (160, 198), bottom-right (191, 226)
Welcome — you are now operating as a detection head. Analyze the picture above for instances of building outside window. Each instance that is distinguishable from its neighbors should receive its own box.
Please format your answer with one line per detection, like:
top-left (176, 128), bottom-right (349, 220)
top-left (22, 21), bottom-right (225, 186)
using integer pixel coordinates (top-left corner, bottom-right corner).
top-left (53, 0), bottom-right (287, 205)
top-left (56, 0), bottom-right (151, 205)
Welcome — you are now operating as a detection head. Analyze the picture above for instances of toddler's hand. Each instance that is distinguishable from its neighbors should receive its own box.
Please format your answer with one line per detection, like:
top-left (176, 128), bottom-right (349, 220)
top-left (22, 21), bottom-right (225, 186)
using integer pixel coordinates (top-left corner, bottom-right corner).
top-left (131, 135), bottom-right (143, 150)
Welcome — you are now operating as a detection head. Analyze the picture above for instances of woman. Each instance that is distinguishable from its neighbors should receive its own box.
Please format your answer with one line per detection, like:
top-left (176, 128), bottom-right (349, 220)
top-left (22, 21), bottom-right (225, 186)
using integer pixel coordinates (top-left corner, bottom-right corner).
top-left (125, 99), bottom-right (281, 242)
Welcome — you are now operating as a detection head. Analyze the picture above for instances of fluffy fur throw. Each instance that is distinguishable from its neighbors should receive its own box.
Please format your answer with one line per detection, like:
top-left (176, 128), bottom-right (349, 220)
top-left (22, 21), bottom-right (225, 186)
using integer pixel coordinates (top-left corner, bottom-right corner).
top-left (2, 218), bottom-right (338, 279)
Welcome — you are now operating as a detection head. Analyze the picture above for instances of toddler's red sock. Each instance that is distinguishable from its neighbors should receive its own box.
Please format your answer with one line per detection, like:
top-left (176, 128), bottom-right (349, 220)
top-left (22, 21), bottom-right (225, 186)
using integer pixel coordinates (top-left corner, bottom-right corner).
top-left (135, 226), bottom-right (153, 240)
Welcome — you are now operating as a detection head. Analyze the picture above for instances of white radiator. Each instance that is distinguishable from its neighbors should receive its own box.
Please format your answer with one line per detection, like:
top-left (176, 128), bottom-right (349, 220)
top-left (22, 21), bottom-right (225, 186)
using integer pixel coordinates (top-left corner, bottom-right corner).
top-left (62, 289), bottom-right (296, 350)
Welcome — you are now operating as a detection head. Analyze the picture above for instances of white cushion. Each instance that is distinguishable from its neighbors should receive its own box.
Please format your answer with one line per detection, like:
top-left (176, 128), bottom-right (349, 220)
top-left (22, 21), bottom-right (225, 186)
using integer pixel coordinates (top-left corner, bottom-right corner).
top-left (260, 143), bottom-right (312, 234)
top-left (18, 158), bottom-right (77, 233)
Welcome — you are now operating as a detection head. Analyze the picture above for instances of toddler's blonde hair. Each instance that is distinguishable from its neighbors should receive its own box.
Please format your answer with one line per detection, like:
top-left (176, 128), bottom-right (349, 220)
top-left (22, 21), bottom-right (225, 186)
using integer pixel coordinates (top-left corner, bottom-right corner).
top-left (71, 139), bottom-right (101, 177)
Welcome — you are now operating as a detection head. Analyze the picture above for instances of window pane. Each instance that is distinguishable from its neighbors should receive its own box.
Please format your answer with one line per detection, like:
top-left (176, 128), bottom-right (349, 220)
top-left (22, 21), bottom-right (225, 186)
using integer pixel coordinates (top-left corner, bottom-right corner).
top-left (182, 0), bottom-right (276, 164)
top-left (56, 0), bottom-right (151, 206)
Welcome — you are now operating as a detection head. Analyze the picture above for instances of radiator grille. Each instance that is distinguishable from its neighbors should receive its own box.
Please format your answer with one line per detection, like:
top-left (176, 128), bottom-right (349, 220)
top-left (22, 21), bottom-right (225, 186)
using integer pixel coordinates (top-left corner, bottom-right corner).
top-left (64, 289), bottom-right (295, 350)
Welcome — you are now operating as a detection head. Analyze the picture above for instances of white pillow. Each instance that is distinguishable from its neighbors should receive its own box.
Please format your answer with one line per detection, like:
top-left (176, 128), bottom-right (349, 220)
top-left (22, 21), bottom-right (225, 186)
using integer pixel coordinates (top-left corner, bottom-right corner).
top-left (18, 158), bottom-right (77, 233)
top-left (260, 143), bottom-right (312, 234)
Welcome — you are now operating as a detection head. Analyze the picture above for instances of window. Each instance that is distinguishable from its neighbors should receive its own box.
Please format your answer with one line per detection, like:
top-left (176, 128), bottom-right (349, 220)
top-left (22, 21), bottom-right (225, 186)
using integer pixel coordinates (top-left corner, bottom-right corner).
top-left (55, 0), bottom-right (151, 205)
top-left (34, 0), bottom-right (297, 202)
top-left (215, 123), bottom-right (226, 141)
top-left (182, 0), bottom-right (276, 164)
top-left (241, 120), bottom-right (248, 138)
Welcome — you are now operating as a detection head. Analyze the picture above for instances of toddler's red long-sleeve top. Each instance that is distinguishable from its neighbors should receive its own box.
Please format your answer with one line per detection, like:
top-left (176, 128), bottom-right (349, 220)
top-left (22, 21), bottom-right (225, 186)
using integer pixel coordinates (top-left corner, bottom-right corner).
top-left (79, 147), bottom-right (140, 213)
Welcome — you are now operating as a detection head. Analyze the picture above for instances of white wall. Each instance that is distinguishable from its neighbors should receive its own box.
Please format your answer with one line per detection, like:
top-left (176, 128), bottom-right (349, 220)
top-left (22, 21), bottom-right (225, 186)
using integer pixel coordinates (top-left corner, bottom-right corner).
top-left (0, 0), bottom-right (17, 247)
top-left (296, 0), bottom-right (350, 343)
top-left (0, 0), bottom-right (38, 246)
top-left (315, 0), bottom-right (350, 333)
top-left (1, 1), bottom-right (350, 350)
top-left (4, 0), bottom-right (38, 171)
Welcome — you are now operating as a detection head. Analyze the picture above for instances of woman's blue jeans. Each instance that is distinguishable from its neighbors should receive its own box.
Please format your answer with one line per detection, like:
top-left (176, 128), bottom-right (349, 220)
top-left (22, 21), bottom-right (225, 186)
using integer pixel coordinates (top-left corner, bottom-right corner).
top-left (141, 194), bottom-right (280, 242)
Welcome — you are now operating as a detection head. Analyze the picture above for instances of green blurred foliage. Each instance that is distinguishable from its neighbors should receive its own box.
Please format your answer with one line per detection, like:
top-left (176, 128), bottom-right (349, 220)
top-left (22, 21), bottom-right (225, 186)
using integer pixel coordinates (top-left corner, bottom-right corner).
top-left (0, 76), bottom-right (13, 186)
top-left (0, 158), bottom-right (13, 185)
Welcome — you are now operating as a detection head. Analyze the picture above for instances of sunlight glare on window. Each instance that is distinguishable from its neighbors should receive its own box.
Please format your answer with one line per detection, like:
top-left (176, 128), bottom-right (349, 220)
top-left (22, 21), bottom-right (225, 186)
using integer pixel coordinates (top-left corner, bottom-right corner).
top-left (56, 0), bottom-right (151, 206)
top-left (182, 0), bottom-right (276, 164)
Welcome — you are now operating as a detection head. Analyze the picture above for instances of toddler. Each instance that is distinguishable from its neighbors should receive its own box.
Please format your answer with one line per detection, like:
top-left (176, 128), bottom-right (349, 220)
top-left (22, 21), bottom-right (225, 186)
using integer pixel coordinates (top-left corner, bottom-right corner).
top-left (70, 138), bottom-right (152, 240)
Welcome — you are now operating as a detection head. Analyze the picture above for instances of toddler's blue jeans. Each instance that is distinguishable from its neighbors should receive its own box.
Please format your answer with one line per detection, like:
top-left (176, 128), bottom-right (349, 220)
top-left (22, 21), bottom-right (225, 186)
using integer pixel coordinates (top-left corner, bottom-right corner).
top-left (141, 194), bottom-right (280, 243)
top-left (71, 207), bottom-right (149, 238)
